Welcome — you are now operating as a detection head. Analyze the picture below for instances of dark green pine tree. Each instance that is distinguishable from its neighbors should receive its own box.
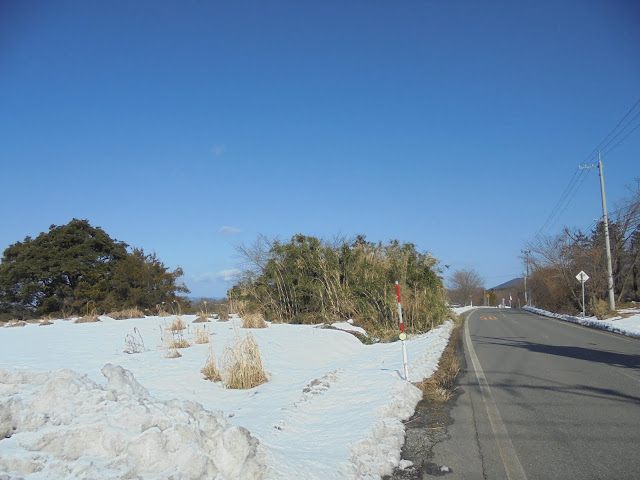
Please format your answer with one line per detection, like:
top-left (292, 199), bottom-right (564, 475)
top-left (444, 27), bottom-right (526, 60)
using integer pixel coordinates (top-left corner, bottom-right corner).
top-left (0, 219), bottom-right (189, 316)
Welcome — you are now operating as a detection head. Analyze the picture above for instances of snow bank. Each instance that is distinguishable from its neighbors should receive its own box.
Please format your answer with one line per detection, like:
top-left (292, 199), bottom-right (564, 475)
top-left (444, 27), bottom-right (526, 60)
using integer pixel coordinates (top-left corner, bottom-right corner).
top-left (0, 315), bottom-right (456, 479)
top-left (451, 305), bottom-right (476, 316)
top-left (329, 320), bottom-right (369, 338)
top-left (0, 364), bottom-right (266, 479)
top-left (523, 306), bottom-right (640, 338)
top-left (346, 320), bottom-right (454, 479)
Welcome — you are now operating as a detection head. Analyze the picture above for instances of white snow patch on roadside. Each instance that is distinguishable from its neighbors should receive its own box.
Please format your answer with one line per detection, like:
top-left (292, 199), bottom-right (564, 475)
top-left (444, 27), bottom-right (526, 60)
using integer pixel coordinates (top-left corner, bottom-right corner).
top-left (523, 306), bottom-right (640, 338)
top-left (329, 320), bottom-right (369, 337)
top-left (452, 306), bottom-right (476, 316)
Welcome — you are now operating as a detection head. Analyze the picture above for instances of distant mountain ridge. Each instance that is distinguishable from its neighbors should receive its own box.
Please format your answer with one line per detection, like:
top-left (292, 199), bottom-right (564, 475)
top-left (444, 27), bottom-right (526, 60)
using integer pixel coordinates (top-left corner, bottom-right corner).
top-left (490, 277), bottom-right (524, 291)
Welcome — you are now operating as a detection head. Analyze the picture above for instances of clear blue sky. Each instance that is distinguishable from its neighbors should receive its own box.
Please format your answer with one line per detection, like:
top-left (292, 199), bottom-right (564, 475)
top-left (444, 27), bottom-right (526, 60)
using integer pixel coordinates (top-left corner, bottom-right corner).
top-left (1, 1), bottom-right (639, 298)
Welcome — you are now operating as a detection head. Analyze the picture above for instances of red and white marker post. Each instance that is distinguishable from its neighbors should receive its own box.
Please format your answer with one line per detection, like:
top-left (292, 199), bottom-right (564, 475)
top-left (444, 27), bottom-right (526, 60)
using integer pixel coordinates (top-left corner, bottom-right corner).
top-left (395, 281), bottom-right (410, 381)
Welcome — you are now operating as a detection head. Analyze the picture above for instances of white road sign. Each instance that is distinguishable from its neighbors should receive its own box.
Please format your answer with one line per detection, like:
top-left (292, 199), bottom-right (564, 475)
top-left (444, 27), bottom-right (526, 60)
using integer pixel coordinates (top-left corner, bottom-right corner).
top-left (576, 271), bottom-right (590, 282)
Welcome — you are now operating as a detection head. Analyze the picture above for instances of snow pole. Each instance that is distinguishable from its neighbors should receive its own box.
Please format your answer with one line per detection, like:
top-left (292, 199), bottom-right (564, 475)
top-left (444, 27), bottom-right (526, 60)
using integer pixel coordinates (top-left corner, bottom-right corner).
top-left (395, 281), bottom-right (410, 381)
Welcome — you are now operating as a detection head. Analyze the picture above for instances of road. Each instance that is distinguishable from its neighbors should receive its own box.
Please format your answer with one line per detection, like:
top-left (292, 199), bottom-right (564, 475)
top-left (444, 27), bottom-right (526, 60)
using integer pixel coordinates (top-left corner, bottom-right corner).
top-left (429, 307), bottom-right (640, 480)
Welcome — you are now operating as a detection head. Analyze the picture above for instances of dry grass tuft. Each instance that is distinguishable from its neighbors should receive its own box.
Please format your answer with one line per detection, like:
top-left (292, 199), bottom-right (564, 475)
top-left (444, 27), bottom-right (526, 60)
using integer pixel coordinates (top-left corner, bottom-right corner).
top-left (219, 332), bottom-right (268, 389)
top-left (156, 303), bottom-right (172, 317)
top-left (165, 317), bottom-right (190, 350)
top-left (168, 316), bottom-right (186, 332)
top-left (75, 315), bottom-right (100, 324)
top-left (5, 320), bottom-right (27, 328)
top-left (193, 315), bottom-right (210, 323)
top-left (414, 314), bottom-right (462, 403)
top-left (166, 348), bottom-right (182, 358)
top-left (590, 298), bottom-right (617, 319)
top-left (194, 326), bottom-right (210, 344)
top-left (241, 312), bottom-right (268, 329)
top-left (108, 308), bottom-right (145, 320)
top-left (39, 319), bottom-right (54, 326)
top-left (124, 327), bottom-right (148, 354)
top-left (201, 342), bottom-right (221, 382)
top-left (168, 337), bottom-right (191, 349)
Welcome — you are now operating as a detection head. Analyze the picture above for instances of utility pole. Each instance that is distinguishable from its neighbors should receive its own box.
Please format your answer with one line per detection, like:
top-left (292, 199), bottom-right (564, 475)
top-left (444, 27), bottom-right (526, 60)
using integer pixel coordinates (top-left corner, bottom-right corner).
top-left (580, 152), bottom-right (616, 311)
top-left (598, 152), bottom-right (616, 311)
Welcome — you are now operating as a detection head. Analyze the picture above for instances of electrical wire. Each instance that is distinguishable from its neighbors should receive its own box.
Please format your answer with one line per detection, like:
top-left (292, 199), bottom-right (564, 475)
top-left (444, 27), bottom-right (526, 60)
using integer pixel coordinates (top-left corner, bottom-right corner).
top-left (601, 117), bottom-right (640, 158)
top-left (581, 96), bottom-right (640, 165)
top-left (537, 168), bottom-right (592, 235)
top-left (537, 170), bottom-right (580, 234)
top-left (550, 169), bottom-right (592, 229)
top-left (536, 96), bottom-right (640, 238)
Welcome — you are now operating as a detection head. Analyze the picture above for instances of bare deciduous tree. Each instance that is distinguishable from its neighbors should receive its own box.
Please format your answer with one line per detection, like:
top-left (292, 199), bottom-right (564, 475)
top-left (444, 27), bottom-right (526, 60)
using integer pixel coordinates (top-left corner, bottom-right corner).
top-left (525, 179), bottom-right (640, 313)
top-left (447, 269), bottom-right (485, 306)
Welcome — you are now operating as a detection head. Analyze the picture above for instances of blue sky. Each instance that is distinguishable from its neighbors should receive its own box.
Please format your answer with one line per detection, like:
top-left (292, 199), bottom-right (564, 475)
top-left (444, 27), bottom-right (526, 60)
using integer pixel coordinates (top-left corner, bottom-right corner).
top-left (1, 1), bottom-right (639, 298)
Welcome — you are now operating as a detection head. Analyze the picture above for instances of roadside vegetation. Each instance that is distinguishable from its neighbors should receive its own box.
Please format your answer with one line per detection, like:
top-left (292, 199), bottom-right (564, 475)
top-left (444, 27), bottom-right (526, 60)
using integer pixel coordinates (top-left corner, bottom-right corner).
top-left (414, 312), bottom-right (464, 403)
top-left (232, 234), bottom-right (450, 340)
top-left (525, 182), bottom-right (640, 316)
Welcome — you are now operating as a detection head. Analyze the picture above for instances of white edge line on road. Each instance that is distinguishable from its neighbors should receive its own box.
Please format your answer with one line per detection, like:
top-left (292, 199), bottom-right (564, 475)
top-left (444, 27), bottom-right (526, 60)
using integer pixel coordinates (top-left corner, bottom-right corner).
top-left (465, 316), bottom-right (528, 480)
top-left (526, 309), bottom-right (640, 345)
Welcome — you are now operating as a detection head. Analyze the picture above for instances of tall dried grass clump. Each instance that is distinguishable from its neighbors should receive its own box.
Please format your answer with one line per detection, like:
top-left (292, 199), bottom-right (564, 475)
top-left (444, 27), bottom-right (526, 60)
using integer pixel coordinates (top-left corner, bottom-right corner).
top-left (75, 305), bottom-right (100, 324)
top-left (38, 314), bottom-right (55, 326)
top-left (164, 316), bottom-right (190, 350)
top-left (166, 347), bottom-right (182, 358)
top-left (219, 332), bottom-right (267, 389)
top-left (195, 300), bottom-right (212, 323)
top-left (164, 331), bottom-right (186, 358)
top-left (194, 308), bottom-right (212, 323)
top-left (156, 303), bottom-right (172, 317)
top-left (201, 342), bottom-right (221, 382)
top-left (168, 334), bottom-right (190, 349)
top-left (168, 316), bottom-right (186, 332)
top-left (589, 298), bottom-right (616, 319)
top-left (5, 320), bottom-right (27, 328)
top-left (241, 312), bottom-right (268, 329)
top-left (108, 308), bottom-right (145, 320)
top-left (75, 314), bottom-right (100, 324)
top-left (194, 325), bottom-right (210, 344)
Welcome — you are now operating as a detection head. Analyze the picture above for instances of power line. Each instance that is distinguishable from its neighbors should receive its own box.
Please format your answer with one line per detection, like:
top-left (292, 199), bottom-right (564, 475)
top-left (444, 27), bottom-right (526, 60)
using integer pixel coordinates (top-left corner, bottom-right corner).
top-left (537, 170), bottom-right (580, 234)
top-left (551, 169), bottom-right (592, 227)
top-left (601, 116), bottom-right (640, 158)
top-left (537, 168), bottom-right (592, 235)
top-left (581, 96), bottom-right (640, 165)
top-left (583, 218), bottom-right (599, 233)
top-left (537, 96), bottom-right (640, 238)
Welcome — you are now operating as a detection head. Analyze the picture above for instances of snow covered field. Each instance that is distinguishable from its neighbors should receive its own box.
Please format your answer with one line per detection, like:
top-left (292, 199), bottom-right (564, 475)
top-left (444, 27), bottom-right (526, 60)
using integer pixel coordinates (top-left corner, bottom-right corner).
top-left (524, 305), bottom-right (640, 338)
top-left (0, 313), bottom-right (457, 479)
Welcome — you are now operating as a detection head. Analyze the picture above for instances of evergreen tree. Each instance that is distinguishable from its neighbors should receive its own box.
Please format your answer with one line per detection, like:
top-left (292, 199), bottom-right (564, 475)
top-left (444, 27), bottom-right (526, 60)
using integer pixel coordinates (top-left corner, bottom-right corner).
top-left (0, 219), bottom-right (188, 316)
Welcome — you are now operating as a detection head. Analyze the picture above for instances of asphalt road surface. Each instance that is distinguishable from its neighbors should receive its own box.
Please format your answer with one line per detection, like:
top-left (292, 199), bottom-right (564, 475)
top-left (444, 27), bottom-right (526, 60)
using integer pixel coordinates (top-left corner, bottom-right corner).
top-left (430, 307), bottom-right (640, 480)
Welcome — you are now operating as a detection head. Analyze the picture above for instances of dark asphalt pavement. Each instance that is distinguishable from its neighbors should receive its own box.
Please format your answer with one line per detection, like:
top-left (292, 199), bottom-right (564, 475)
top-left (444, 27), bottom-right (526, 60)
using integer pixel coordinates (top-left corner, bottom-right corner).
top-left (429, 307), bottom-right (640, 480)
